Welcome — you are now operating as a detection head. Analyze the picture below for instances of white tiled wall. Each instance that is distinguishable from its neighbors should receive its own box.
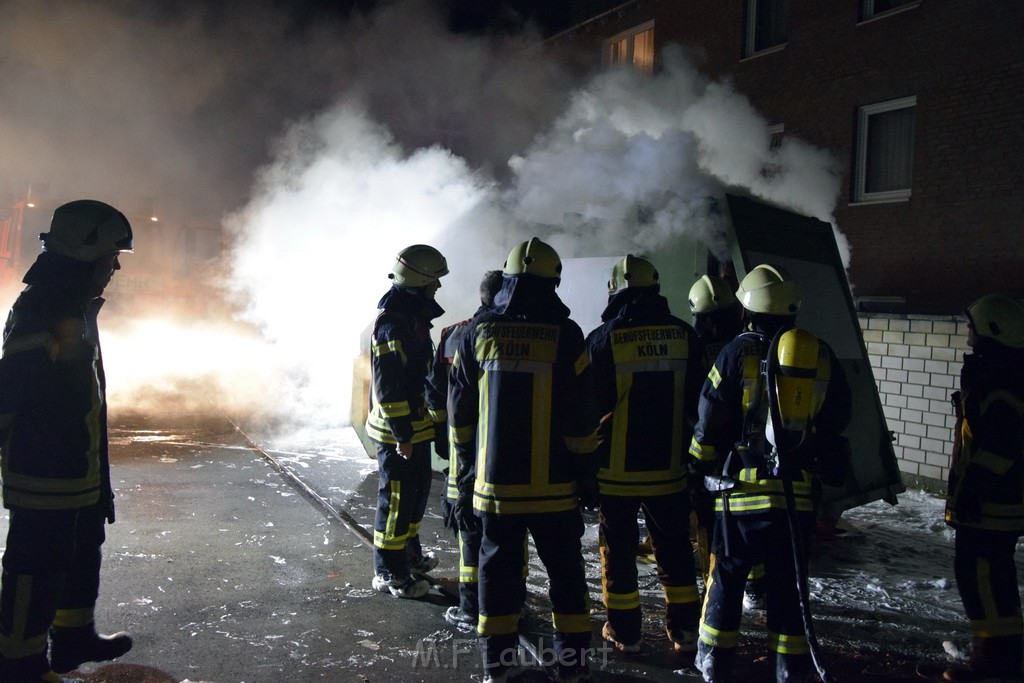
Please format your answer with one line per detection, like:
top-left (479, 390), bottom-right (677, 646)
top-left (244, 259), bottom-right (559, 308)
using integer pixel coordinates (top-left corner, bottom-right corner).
top-left (858, 314), bottom-right (970, 487)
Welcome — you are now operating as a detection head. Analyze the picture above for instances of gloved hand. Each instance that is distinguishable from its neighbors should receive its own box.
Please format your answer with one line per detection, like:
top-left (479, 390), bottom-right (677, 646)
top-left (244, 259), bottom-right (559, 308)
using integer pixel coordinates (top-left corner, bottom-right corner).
top-left (576, 476), bottom-right (600, 512)
top-left (441, 496), bottom-right (457, 532)
top-left (434, 434), bottom-right (449, 461)
top-left (956, 485), bottom-right (983, 524)
top-left (454, 490), bottom-right (479, 533)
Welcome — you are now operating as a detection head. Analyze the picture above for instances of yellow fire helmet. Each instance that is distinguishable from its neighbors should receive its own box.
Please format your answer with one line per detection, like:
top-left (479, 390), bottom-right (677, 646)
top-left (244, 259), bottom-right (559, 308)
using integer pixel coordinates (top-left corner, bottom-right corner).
top-left (389, 244), bottom-right (449, 287)
top-left (688, 274), bottom-right (737, 314)
top-left (503, 237), bottom-right (562, 281)
top-left (608, 254), bottom-right (659, 294)
top-left (966, 294), bottom-right (1024, 349)
top-left (736, 264), bottom-right (800, 316)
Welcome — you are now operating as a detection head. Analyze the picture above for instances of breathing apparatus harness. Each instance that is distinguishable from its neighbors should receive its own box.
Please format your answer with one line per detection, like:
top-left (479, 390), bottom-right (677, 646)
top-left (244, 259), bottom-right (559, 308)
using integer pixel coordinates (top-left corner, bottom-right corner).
top-left (766, 326), bottom-right (835, 683)
top-left (705, 326), bottom-right (834, 682)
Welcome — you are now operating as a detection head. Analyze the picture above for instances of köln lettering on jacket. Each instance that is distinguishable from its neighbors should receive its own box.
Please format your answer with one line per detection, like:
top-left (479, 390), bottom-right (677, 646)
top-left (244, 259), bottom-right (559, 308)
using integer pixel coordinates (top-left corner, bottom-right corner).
top-left (610, 325), bottom-right (687, 367)
top-left (475, 322), bottom-right (559, 366)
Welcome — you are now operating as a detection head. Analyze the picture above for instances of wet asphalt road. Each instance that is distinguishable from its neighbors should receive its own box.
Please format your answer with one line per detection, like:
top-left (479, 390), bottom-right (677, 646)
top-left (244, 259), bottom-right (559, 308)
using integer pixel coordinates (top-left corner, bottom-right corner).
top-left (0, 412), bottom-right (942, 682)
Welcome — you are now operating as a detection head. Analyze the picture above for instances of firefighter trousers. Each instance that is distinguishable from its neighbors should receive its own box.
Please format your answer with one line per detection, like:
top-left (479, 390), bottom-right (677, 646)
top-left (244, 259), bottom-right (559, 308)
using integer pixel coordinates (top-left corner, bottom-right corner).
top-left (457, 526), bottom-right (482, 618)
top-left (373, 442), bottom-right (432, 580)
top-left (477, 509), bottom-right (591, 679)
top-left (0, 504), bottom-right (106, 665)
top-left (599, 492), bottom-right (699, 645)
top-left (698, 508), bottom-right (813, 682)
top-left (953, 526), bottom-right (1023, 674)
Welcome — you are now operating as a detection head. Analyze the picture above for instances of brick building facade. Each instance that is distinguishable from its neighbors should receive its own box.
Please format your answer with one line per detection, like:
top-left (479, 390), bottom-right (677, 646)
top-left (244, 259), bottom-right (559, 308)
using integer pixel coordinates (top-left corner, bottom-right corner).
top-left (552, 0), bottom-right (1023, 315)
top-left (543, 1), bottom-right (1024, 488)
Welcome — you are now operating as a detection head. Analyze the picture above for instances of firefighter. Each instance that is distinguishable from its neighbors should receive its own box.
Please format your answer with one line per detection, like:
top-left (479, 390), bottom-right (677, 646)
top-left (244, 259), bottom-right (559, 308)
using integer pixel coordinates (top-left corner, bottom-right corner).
top-left (366, 244), bottom-right (449, 599)
top-left (586, 255), bottom-right (705, 654)
top-left (687, 274), bottom-right (766, 608)
top-left (688, 264), bottom-right (851, 682)
top-left (688, 274), bottom-right (742, 371)
top-left (943, 293), bottom-right (1024, 683)
top-left (426, 269), bottom-right (503, 629)
top-left (0, 200), bottom-right (135, 682)
top-left (448, 238), bottom-right (599, 683)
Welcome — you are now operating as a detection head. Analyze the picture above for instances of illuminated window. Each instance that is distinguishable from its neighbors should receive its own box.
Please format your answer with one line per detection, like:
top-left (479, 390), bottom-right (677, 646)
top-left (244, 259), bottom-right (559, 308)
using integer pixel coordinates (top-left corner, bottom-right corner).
top-left (606, 21), bottom-right (654, 74)
top-left (861, 0), bottom-right (918, 21)
top-left (854, 96), bottom-right (916, 203)
top-left (745, 0), bottom-right (788, 57)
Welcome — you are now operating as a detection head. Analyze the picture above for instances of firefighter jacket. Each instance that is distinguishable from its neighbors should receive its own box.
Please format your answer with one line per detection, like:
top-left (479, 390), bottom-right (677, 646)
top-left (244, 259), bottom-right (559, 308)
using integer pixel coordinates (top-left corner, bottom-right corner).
top-left (688, 321), bottom-right (852, 515)
top-left (448, 274), bottom-right (600, 515)
top-left (365, 285), bottom-right (444, 446)
top-left (426, 307), bottom-right (486, 503)
top-left (945, 341), bottom-right (1024, 532)
top-left (0, 252), bottom-right (113, 515)
top-left (585, 287), bottom-right (705, 497)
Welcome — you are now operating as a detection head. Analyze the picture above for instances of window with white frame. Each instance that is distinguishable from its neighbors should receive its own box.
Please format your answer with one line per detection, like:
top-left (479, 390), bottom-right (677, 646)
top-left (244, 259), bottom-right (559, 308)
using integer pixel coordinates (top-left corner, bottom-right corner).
top-left (854, 96), bottom-right (916, 203)
top-left (606, 21), bottom-right (654, 74)
top-left (861, 0), bottom-right (918, 22)
top-left (745, 0), bottom-right (789, 57)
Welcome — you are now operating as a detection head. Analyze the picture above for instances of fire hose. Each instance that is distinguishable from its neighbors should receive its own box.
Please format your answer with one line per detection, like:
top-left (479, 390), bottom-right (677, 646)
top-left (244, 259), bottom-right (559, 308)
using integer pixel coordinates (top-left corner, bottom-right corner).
top-left (765, 328), bottom-right (835, 683)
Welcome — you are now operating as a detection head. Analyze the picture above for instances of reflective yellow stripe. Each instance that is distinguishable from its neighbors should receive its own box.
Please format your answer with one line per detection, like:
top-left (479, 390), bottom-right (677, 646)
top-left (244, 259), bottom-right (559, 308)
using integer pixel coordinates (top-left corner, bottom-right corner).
top-left (970, 615), bottom-right (1024, 638)
top-left (973, 448), bottom-right (1015, 475)
top-left (473, 496), bottom-right (578, 515)
top-left (450, 424), bottom-right (475, 445)
top-left (708, 364), bottom-right (722, 389)
top-left (428, 408), bottom-right (446, 422)
top-left (598, 468), bottom-right (686, 483)
top-left (474, 481), bottom-right (576, 498)
top-left (690, 438), bottom-right (716, 462)
top-left (372, 339), bottom-right (407, 364)
top-left (981, 390), bottom-right (1024, 417)
top-left (748, 564), bottom-right (765, 581)
top-left (598, 479), bottom-right (686, 497)
top-left (698, 621), bottom-right (738, 648)
top-left (0, 575), bottom-right (49, 659)
top-left (2, 331), bottom-right (58, 357)
top-left (478, 613), bottom-right (520, 635)
top-left (768, 630), bottom-right (810, 654)
top-left (603, 590), bottom-right (640, 611)
top-left (664, 584), bottom-right (699, 604)
top-left (53, 608), bottom-right (95, 629)
top-left (378, 400), bottom-right (411, 418)
top-left (574, 349), bottom-right (590, 376)
top-left (715, 493), bottom-right (814, 513)
top-left (564, 431), bottom-right (600, 454)
top-left (552, 612), bottom-right (591, 634)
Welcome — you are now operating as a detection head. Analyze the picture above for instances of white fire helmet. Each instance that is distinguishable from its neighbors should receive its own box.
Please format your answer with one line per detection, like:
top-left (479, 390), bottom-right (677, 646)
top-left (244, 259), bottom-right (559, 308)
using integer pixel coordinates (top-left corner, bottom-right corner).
top-left (966, 294), bottom-right (1024, 349)
top-left (688, 274), bottom-right (737, 314)
top-left (608, 254), bottom-right (659, 294)
top-left (503, 237), bottom-right (562, 282)
top-left (389, 244), bottom-right (449, 288)
top-left (736, 264), bottom-right (800, 316)
top-left (40, 200), bottom-right (134, 262)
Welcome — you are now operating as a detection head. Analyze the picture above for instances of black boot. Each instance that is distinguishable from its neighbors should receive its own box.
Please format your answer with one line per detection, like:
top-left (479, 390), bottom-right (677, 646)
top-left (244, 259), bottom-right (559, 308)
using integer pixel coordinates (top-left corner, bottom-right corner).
top-left (0, 652), bottom-right (83, 683)
top-left (48, 624), bottom-right (132, 674)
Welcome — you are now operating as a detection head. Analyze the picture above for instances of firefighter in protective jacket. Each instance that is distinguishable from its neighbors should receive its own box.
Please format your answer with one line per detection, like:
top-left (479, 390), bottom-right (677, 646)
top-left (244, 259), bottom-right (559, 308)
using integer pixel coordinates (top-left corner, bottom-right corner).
top-left (687, 274), bottom-right (747, 590)
top-left (688, 264), bottom-right (851, 683)
top-left (586, 255), bottom-right (704, 654)
top-left (366, 244), bottom-right (448, 600)
top-left (425, 269), bottom-right (503, 629)
top-left (448, 238), bottom-right (599, 683)
top-left (0, 200), bottom-right (134, 682)
top-left (943, 293), bottom-right (1024, 683)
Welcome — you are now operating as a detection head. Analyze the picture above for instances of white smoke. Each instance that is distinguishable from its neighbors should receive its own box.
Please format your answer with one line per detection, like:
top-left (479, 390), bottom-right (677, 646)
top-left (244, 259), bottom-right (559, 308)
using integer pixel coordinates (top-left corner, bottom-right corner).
top-left (0, 0), bottom-right (846, 437)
